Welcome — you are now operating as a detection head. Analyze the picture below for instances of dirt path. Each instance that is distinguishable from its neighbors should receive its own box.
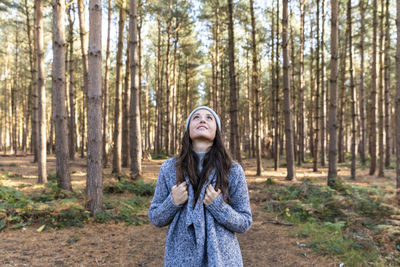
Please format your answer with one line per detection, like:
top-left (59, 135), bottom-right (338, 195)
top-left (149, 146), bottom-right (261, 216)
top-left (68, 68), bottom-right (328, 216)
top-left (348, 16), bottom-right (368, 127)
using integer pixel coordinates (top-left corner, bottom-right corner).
top-left (0, 155), bottom-right (340, 266)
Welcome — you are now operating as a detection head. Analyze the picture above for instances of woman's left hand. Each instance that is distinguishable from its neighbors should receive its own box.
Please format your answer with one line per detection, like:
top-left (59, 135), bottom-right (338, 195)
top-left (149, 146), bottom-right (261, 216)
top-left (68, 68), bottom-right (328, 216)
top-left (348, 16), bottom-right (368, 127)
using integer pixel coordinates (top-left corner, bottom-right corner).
top-left (203, 184), bottom-right (221, 206)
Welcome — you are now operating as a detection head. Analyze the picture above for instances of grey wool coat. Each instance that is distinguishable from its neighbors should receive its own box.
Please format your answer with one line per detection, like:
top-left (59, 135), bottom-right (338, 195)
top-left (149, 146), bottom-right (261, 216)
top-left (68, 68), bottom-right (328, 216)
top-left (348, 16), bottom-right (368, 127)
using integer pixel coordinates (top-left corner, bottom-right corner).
top-left (148, 158), bottom-right (252, 267)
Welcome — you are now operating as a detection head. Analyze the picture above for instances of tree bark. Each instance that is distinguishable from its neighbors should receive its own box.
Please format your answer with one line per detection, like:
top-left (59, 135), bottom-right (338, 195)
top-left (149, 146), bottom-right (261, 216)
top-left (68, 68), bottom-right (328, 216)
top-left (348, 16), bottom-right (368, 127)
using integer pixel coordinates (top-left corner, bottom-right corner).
top-left (338, 16), bottom-right (348, 164)
top-left (250, 0), bottom-right (261, 175)
top-left (25, 0), bottom-right (37, 159)
top-left (155, 16), bottom-right (161, 154)
top-left (67, 3), bottom-right (76, 161)
top-left (165, 11), bottom-right (172, 156)
top-left (395, 0), bottom-right (400, 205)
top-left (130, 0), bottom-right (142, 179)
top-left (12, 29), bottom-right (19, 155)
top-left (370, 0), bottom-right (378, 175)
top-left (78, 0), bottom-right (89, 158)
top-left (228, 0), bottom-right (240, 162)
top-left (347, 0), bottom-right (356, 180)
top-left (384, 0), bottom-right (391, 168)
top-left (52, 0), bottom-right (71, 190)
top-left (378, 0), bottom-right (385, 177)
top-left (35, 0), bottom-right (47, 184)
top-left (282, 0), bottom-right (295, 180)
top-left (112, 2), bottom-right (126, 174)
top-left (274, 2), bottom-right (280, 171)
top-left (328, 0), bottom-right (338, 187)
top-left (314, 0), bottom-right (320, 172)
top-left (122, 33), bottom-right (131, 167)
top-left (320, 0), bottom-right (326, 167)
top-left (86, 0), bottom-right (103, 215)
top-left (102, 0), bottom-right (111, 167)
top-left (359, 0), bottom-right (366, 165)
top-left (298, 0), bottom-right (305, 165)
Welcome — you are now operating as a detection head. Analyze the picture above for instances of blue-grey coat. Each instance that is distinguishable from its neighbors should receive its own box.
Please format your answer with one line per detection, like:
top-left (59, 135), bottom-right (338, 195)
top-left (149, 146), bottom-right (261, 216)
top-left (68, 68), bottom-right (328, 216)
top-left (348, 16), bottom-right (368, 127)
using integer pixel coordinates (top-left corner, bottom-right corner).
top-left (148, 158), bottom-right (252, 267)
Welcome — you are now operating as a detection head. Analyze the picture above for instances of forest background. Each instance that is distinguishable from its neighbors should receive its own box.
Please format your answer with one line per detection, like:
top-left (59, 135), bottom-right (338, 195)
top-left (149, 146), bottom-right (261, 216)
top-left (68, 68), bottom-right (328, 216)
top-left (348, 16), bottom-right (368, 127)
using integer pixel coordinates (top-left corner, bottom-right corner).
top-left (1, 0), bottom-right (400, 265)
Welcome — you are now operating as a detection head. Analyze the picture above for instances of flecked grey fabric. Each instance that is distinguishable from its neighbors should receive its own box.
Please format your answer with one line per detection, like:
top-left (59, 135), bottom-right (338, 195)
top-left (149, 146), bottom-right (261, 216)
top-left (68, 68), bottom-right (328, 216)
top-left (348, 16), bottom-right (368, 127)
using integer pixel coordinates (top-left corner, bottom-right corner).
top-left (148, 158), bottom-right (252, 267)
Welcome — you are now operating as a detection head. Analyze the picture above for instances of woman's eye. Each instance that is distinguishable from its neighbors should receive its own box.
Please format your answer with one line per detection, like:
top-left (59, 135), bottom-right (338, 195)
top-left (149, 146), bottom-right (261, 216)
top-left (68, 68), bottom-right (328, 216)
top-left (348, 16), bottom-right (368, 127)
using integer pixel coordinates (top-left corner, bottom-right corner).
top-left (207, 116), bottom-right (213, 120)
top-left (193, 115), bottom-right (199, 119)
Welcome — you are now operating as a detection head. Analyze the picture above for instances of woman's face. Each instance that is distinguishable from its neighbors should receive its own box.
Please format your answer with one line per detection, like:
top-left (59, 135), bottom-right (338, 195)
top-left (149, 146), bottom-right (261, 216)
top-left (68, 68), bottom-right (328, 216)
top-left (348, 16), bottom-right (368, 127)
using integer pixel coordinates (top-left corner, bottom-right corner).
top-left (189, 109), bottom-right (217, 142)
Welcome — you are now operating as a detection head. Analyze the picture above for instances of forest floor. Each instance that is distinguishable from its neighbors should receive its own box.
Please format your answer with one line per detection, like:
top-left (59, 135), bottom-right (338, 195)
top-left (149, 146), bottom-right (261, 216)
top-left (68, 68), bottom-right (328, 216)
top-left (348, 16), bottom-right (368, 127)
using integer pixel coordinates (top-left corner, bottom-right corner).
top-left (0, 154), bottom-right (398, 266)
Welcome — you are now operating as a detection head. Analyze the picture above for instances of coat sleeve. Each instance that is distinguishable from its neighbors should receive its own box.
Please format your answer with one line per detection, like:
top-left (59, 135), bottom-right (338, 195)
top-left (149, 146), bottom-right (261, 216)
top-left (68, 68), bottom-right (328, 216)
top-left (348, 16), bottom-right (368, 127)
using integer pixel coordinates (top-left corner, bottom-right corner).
top-left (205, 163), bottom-right (252, 233)
top-left (148, 161), bottom-right (182, 227)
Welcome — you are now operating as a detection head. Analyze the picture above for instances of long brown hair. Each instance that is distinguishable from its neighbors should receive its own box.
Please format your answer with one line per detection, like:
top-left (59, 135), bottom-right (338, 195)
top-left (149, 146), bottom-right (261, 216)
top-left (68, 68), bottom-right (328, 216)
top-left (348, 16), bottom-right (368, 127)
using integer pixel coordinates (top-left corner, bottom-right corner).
top-left (176, 128), bottom-right (233, 205)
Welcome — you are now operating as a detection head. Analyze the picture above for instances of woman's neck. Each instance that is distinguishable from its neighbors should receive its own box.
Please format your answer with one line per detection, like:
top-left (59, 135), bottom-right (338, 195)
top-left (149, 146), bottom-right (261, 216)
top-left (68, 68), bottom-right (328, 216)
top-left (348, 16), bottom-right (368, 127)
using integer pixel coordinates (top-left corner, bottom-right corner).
top-left (192, 140), bottom-right (212, 153)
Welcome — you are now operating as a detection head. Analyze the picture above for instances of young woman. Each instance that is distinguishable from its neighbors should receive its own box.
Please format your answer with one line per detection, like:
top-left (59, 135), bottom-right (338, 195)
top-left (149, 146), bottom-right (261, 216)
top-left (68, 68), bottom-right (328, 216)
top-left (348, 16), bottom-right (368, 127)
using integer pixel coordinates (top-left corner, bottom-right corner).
top-left (148, 106), bottom-right (252, 266)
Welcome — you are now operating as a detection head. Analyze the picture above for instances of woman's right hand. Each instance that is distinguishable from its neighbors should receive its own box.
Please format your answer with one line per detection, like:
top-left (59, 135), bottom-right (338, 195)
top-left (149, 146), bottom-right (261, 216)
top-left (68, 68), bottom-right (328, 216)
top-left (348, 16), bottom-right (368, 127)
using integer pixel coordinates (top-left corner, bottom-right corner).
top-left (172, 182), bottom-right (188, 205)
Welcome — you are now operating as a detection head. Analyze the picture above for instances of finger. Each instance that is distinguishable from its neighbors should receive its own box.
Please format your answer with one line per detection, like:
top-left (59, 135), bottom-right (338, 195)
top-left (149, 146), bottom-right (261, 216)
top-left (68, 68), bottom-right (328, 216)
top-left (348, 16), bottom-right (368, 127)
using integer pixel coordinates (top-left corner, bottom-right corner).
top-left (216, 189), bottom-right (221, 195)
top-left (179, 182), bottom-right (187, 188)
top-left (208, 184), bottom-right (216, 193)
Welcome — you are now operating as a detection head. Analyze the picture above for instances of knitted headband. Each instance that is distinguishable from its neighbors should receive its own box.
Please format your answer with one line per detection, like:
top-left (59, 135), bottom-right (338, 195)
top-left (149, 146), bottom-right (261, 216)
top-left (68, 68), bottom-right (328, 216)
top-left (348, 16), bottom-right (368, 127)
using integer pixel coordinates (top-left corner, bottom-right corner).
top-left (185, 106), bottom-right (221, 131)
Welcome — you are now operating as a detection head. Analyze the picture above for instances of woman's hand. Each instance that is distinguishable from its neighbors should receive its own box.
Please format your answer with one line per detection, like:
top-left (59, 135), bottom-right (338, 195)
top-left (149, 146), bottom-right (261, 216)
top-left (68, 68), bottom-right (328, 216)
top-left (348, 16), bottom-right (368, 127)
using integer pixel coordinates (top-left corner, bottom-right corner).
top-left (172, 182), bottom-right (188, 205)
top-left (203, 184), bottom-right (221, 206)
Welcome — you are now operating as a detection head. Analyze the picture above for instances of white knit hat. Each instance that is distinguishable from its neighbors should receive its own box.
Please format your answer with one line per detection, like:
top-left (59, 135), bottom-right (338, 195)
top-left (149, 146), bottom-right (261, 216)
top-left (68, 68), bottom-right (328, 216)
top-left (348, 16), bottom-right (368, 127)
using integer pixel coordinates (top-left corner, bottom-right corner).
top-left (185, 106), bottom-right (221, 131)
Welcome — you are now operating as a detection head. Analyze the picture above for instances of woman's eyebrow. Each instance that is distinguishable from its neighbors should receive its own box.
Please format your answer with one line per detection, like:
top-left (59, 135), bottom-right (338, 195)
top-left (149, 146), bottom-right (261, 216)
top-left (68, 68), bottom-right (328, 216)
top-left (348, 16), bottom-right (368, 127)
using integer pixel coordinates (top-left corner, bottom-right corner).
top-left (193, 112), bottom-right (212, 116)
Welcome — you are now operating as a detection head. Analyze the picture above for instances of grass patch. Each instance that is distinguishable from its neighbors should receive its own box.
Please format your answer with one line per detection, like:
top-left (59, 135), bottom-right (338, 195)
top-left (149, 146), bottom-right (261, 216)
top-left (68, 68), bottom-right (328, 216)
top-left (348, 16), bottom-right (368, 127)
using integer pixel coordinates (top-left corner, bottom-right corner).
top-left (104, 178), bottom-right (155, 196)
top-left (1, 172), bottom-right (24, 179)
top-left (151, 153), bottom-right (169, 160)
top-left (0, 163), bottom-right (18, 167)
top-left (0, 177), bottom-right (155, 231)
top-left (262, 179), bottom-right (400, 266)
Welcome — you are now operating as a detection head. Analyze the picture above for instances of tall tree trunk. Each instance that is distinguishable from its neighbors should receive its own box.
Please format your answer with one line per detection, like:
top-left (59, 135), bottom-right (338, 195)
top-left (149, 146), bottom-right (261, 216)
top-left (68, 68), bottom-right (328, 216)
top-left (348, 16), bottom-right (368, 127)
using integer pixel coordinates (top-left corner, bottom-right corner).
top-left (338, 17), bottom-right (348, 164)
top-left (347, 0), bottom-right (356, 179)
top-left (155, 16), bottom-right (161, 154)
top-left (122, 33), bottom-right (131, 167)
top-left (395, 0), bottom-right (400, 205)
top-left (314, 0), bottom-right (320, 172)
top-left (274, 2), bottom-right (280, 170)
top-left (165, 14), bottom-right (172, 156)
top-left (35, 0), bottom-right (47, 184)
top-left (130, 0), bottom-right (142, 179)
top-left (384, 0), bottom-right (391, 167)
top-left (290, 10), bottom-right (296, 164)
top-left (102, 0), bottom-right (111, 167)
top-left (328, 0), bottom-right (338, 187)
top-left (309, 21), bottom-right (315, 162)
top-left (170, 29), bottom-right (178, 156)
top-left (228, 0), bottom-right (240, 162)
top-left (112, 3), bottom-right (126, 174)
top-left (370, 0), bottom-right (378, 175)
top-left (250, 0), bottom-right (261, 175)
top-left (3, 63), bottom-right (9, 154)
top-left (378, 0), bottom-right (385, 177)
top-left (86, 0), bottom-right (103, 215)
top-left (12, 30), bottom-right (19, 155)
top-left (359, 0), bottom-right (366, 165)
top-left (282, 0), bottom-right (295, 180)
top-left (320, 0), bottom-right (326, 167)
top-left (78, 0), bottom-right (89, 158)
top-left (246, 36), bottom-right (251, 158)
top-left (68, 3), bottom-right (76, 161)
top-left (52, 0), bottom-right (71, 190)
top-left (298, 0), bottom-right (305, 165)
top-left (211, 2), bottom-right (220, 112)
top-left (27, 0), bottom-right (38, 159)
